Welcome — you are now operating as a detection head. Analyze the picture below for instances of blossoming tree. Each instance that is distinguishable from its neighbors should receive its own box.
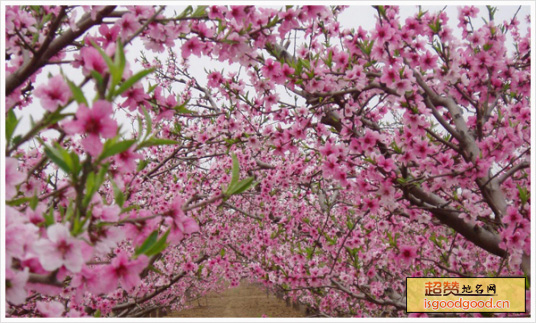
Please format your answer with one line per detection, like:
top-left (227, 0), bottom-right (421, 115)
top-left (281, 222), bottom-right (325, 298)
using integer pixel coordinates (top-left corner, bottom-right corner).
top-left (4, 5), bottom-right (531, 318)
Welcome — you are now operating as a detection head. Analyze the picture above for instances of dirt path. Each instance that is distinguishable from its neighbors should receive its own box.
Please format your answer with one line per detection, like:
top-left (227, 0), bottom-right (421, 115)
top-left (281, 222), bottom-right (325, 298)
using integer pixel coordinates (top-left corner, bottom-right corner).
top-left (169, 281), bottom-right (307, 318)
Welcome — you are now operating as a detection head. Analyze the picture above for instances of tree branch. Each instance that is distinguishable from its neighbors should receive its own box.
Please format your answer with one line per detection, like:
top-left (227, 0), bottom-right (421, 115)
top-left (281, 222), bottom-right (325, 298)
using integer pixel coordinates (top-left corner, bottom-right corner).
top-left (498, 161), bottom-right (530, 184)
top-left (6, 6), bottom-right (116, 95)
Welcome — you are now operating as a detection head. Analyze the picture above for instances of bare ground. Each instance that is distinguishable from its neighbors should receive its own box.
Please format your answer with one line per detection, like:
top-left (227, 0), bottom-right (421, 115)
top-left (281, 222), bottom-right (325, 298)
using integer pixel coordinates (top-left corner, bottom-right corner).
top-left (168, 281), bottom-right (307, 318)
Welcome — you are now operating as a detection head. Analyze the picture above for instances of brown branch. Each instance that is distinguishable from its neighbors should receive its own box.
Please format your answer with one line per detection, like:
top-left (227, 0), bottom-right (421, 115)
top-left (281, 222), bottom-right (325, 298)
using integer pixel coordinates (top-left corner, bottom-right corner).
top-left (28, 272), bottom-right (63, 287)
top-left (222, 202), bottom-right (262, 220)
top-left (419, 258), bottom-right (471, 277)
top-left (425, 128), bottom-right (460, 152)
top-left (497, 161), bottom-right (530, 184)
top-left (35, 7), bottom-right (67, 59)
top-left (124, 6), bottom-right (165, 46)
top-left (143, 146), bottom-right (182, 179)
top-left (331, 279), bottom-right (406, 310)
top-left (183, 193), bottom-right (223, 212)
top-left (113, 254), bottom-right (209, 314)
top-left (6, 6), bottom-right (116, 95)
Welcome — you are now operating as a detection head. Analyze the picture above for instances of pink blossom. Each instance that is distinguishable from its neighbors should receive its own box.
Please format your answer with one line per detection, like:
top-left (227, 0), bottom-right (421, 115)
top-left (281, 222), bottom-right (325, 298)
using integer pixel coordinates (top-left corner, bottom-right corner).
top-left (208, 6), bottom-right (227, 19)
top-left (360, 130), bottom-right (378, 151)
top-left (6, 209), bottom-right (39, 260)
top-left (421, 51), bottom-right (438, 71)
top-left (229, 6), bottom-right (248, 24)
top-left (33, 223), bottom-right (84, 273)
top-left (120, 84), bottom-right (148, 111)
top-left (261, 58), bottom-right (282, 80)
top-left (503, 206), bottom-right (522, 225)
top-left (94, 226), bottom-right (125, 256)
top-left (380, 66), bottom-right (400, 87)
top-left (167, 196), bottom-right (200, 243)
top-left (194, 22), bottom-right (214, 39)
top-left (207, 71), bottom-right (223, 88)
top-left (101, 251), bottom-right (148, 292)
top-left (71, 266), bottom-right (109, 296)
top-left (79, 47), bottom-right (107, 75)
top-left (34, 75), bottom-right (70, 111)
top-left (183, 261), bottom-right (197, 272)
top-left (321, 155), bottom-right (340, 177)
top-left (363, 197), bottom-right (379, 213)
top-left (372, 23), bottom-right (394, 44)
top-left (116, 13), bottom-right (140, 39)
top-left (182, 37), bottom-right (203, 59)
top-left (113, 147), bottom-right (142, 173)
top-left (5, 268), bottom-right (29, 305)
top-left (376, 155), bottom-right (395, 172)
top-left (93, 204), bottom-right (121, 222)
top-left (36, 300), bottom-right (64, 317)
top-left (398, 245), bottom-right (418, 264)
top-left (63, 100), bottom-right (118, 157)
top-left (506, 230), bottom-right (525, 249)
top-left (319, 142), bottom-right (337, 157)
top-left (98, 23), bottom-right (120, 46)
top-left (5, 157), bottom-right (25, 200)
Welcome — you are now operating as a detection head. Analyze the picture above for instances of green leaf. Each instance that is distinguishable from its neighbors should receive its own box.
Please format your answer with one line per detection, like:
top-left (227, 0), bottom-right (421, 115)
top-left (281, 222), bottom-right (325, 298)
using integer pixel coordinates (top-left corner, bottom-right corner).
top-left (111, 179), bottom-right (125, 208)
top-left (148, 82), bottom-right (157, 93)
top-left (135, 230), bottom-right (159, 256)
top-left (119, 204), bottom-right (138, 215)
top-left (305, 246), bottom-right (314, 260)
top-left (69, 151), bottom-right (81, 176)
top-left (137, 159), bottom-right (148, 171)
top-left (6, 196), bottom-right (32, 206)
top-left (266, 16), bottom-right (280, 28)
top-left (228, 177), bottom-right (254, 195)
top-left (115, 68), bottom-right (155, 96)
top-left (44, 207), bottom-right (55, 227)
top-left (71, 208), bottom-right (89, 236)
top-left (137, 137), bottom-right (179, 150)
top-left (65, 77), bottom-right (88, 106)
top-left (177, 5), bottom-right (193, 19)
top-left (91, 41), bottom-right (116, 81)
top-left (82, 164), bottom-right (109, 208)
top-left (115, 39), bottom-right (126, 79)
top-left (63, 200), bottom-right (75, 224)
top-left (148, 264), bottom-right (164, 275)
top-left (137, 116), bottom-right (144, 141)
top-left (142, 106), bottom-right (152, 140)
top-left (46, 112), bottom-right (71, 127)
top-left (90, 70), bottom-right (104, 86)
top-left (99, 139), bottom-right (136, 161)
top-left (58, 146), bottom-right (78, 176)
top-left (387, 232), bottom-right (396, 247)
top-left (44, 144), bottom-right (71, 173)
top-left (144, 229), bottom-right (170, 256)
top-left (11, 135), bottom-right (22, 146)
top-left (29, 193), bottom-right (39, 210)
top-left (174, 104), bottom-right (195, 114)
top-left (83, 172), bottom-right (96, 206)
top-left (192, 5), bottom-right (207, 17)
top-left (517, 184), bottom-right (529, 205)
top-left (229, 153), bottom-right (240, 192)
top-left (173, 123), bottom-right (182, 135)
top-left (6, 109), bottom-right (19, 145)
